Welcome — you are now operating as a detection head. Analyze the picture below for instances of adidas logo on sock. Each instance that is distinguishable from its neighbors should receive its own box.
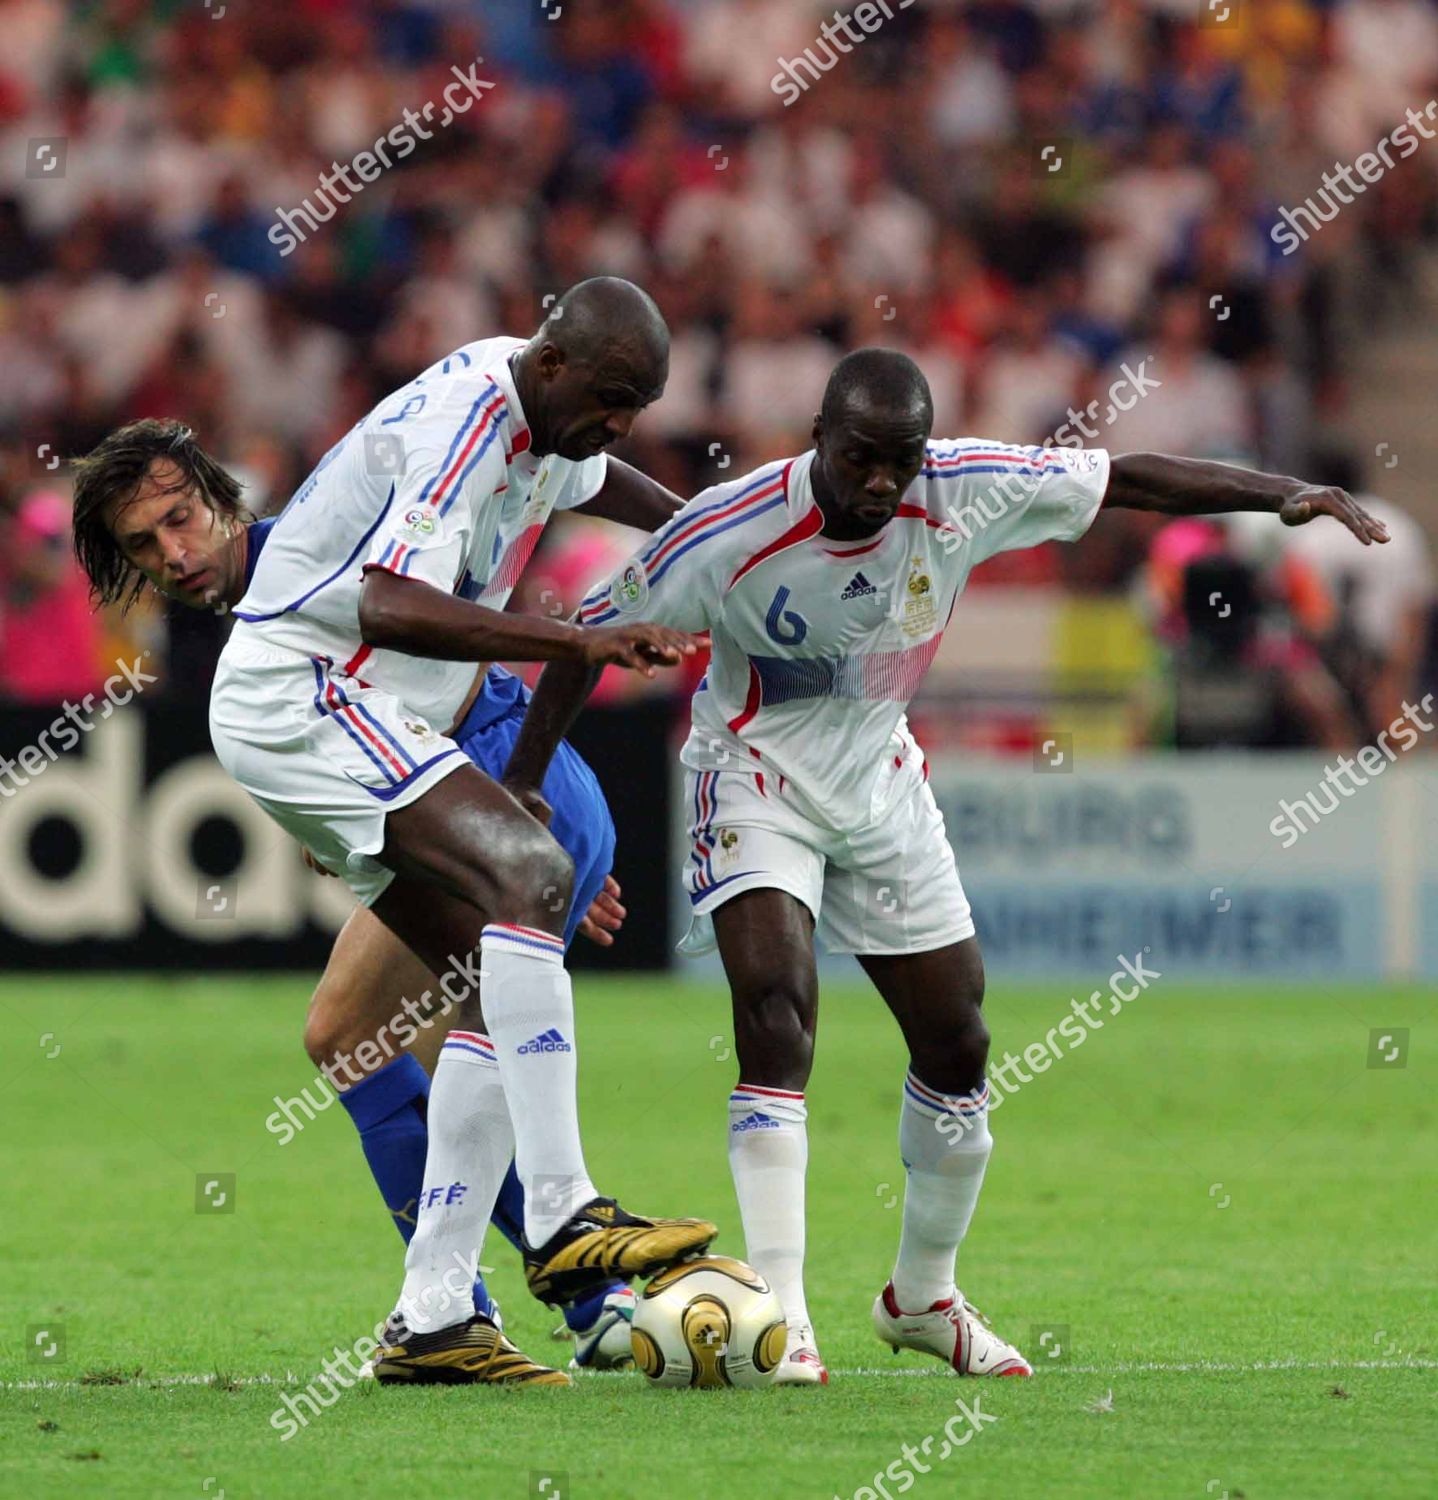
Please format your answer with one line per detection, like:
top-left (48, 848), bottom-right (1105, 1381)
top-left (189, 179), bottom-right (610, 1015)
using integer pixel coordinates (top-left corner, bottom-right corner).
top-left (840, 571), bottom-right (878, 600)
top-left (731, 1111), bottom-right (781, 1132)
top-left (517, 1027), bottom-right (572, 1055)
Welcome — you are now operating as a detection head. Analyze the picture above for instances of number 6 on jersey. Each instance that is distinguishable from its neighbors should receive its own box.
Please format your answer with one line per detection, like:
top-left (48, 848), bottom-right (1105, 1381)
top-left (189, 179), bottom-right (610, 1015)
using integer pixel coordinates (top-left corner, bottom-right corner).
top-left (764, 585), bottom-right (808, 645)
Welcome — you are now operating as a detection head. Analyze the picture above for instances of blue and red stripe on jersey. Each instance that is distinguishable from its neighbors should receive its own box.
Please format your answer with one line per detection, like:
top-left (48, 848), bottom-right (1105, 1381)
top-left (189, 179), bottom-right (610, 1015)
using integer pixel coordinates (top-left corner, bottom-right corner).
top-left (579, 465), bottom-right (792, 626)
top-left (481, 522), bottom-right (544, 601)
top-left (743, 634), bottom-right (944, 710)
top-left (410, 382), bottom-right (510, 519)
top-left (920, 443), bottom-right (1067, 481)
top-left (371, 538), bottom-right (421, 577)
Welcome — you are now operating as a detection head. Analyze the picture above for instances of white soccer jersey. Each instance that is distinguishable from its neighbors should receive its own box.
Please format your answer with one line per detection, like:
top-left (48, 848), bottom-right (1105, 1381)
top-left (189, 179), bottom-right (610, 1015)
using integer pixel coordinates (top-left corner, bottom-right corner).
top-left (231, 335), bottom-right (605, 729)
top-left (579, 441), bottom-right (1109, 828)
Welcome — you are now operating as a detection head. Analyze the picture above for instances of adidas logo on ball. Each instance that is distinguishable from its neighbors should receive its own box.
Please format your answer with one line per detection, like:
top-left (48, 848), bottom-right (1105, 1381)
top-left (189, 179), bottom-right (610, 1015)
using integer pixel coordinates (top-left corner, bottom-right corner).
top-left (517, 1027), bottom-right (572, 1055)
top-left (632, 1255), bottom-right (787, 1389)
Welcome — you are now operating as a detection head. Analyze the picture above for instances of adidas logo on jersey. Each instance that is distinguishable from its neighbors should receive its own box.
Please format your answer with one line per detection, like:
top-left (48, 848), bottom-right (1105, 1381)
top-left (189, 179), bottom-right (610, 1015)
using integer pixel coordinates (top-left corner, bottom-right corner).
top-left (731, 1111), bottom-right (781, 1133)
top-left (840, 571), bottom-right (878, 600)
top-left (517, 1028), bottom-right (572, 1055)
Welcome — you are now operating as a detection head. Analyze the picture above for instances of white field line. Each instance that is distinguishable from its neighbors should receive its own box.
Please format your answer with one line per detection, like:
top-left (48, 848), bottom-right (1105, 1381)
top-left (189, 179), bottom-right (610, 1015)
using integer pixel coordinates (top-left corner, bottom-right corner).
top-left (3, 1356), bottom-right (1435, 1390)
top-left (846, 1356), bottom-right (1438, 1377)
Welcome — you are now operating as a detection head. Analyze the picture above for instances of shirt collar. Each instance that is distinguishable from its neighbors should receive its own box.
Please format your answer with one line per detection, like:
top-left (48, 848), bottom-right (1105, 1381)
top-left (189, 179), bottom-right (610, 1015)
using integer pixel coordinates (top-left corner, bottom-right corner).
top-left (490, 344), bottom-right (533, 468)
top-left (788, 448), bottom-right (818, 516)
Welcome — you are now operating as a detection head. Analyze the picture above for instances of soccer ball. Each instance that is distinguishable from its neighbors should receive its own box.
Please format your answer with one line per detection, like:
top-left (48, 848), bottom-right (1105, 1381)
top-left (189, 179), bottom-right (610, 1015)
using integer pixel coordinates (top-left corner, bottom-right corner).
top-left (630, 1256), bottom-right (787, 1389)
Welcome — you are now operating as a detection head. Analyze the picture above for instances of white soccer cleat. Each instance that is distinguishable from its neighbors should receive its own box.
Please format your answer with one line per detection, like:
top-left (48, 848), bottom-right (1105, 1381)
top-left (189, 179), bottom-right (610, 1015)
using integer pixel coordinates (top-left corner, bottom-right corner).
top-left (873, 1282), bottom-right (1032, 1377)
top-left (558, 1285), bottom-right (637, 1370)
top-left (771, 1322), bottom-right (829, 1386)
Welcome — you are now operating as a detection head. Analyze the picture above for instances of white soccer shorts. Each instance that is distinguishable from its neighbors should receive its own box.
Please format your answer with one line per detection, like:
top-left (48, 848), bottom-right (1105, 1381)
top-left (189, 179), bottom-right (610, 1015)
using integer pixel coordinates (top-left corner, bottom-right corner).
top-left (209, 628), bottom-right (470, 906)
top-left (677, 737), bottom-right (975, 957)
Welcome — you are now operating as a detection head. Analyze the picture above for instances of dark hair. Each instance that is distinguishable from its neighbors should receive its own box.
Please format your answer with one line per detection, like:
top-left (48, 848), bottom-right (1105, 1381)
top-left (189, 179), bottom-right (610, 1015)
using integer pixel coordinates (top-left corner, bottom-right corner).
top-left (820, 347), bottom-right (933, 430)
top-left (70, 418), bottom-right (248, 608)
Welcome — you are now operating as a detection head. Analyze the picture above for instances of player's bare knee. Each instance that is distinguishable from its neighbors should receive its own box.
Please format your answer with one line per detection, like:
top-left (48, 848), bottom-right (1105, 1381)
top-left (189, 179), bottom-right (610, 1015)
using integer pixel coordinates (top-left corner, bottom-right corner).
top-left (735, 977), bottom-right (816, 1085)
top-left (439, 823), bottom-right (574, 928)
top-left (494, 829), bottom-right (574, 927)
top-left (303, 984), bottom-right (353, 1070)
top-left (957, 1006), bottom-right (991, 1073)
top-left (530, 835), bottom-right (574, 915)
top-left (949, 942), bottom-right (985, 1011)
top-left (913, 1005), bottom-right (989, 1090)
top-left (518, 828), bottom-right (569, 906)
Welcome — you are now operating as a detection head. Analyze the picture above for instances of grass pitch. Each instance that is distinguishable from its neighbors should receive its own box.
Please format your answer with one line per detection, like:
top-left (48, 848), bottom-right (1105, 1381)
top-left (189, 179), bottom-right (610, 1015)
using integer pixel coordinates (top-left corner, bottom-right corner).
top-left (1, 973), bottom-right (1433, 1499)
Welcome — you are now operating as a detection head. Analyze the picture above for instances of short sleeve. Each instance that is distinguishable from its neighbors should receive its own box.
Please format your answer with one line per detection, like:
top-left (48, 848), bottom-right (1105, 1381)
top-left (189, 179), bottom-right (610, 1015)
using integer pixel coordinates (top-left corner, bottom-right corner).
top-left (575, 487), bottom-right (728, 634)
top-left (937, 442), bottom-right (1110, 569)
top-left (360, 405), bottom-right (509, 593)
top-left (551, 454), bottom-right (608, 512)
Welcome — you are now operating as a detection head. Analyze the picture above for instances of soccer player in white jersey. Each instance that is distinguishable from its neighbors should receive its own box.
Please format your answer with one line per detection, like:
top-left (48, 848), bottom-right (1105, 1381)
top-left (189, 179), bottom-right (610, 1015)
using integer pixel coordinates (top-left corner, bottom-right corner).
top-left (70, 399), bottom-right (689, 1372)
top-left (131, 279), bottom-right (713, 1384)
top-left (506, 347), bottom-right (1388, 1384)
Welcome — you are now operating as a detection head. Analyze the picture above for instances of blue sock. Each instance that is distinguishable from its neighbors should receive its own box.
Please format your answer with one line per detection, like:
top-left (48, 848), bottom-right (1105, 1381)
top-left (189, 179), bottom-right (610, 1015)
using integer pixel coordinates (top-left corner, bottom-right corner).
top-left (337, 1054), bottom-right (432, 1242)
top-left (564, 1280), bottom-right (627, 1332)
top-left (338, 1053), bottom-right (500, 1319)
top-left (471, 1280), bottom-right (497, 1321)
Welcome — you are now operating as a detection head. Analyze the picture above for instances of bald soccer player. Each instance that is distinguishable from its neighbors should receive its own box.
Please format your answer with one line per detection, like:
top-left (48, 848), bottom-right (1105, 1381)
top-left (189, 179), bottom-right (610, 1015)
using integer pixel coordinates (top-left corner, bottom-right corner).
top-left (74, 279), bottom-right (715, 1385)
top-left (505, 347), bottom-right (1388, 1383)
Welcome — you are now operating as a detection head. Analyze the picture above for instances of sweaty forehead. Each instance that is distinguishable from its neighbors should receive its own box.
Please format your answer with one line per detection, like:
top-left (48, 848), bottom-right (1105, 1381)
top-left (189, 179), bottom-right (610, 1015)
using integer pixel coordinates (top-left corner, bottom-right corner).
top-left (106, 459), bottom-right (196, 534)
top-left (588, 341), bottom-right (667, 395)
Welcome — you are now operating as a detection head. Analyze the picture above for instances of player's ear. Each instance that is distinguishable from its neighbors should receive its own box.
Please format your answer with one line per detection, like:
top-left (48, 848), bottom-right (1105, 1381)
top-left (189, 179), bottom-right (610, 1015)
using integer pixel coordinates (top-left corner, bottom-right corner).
top-left (535, 342), bottom-right (565, 382)
top-left (811, 412), bottom-right (823, 448)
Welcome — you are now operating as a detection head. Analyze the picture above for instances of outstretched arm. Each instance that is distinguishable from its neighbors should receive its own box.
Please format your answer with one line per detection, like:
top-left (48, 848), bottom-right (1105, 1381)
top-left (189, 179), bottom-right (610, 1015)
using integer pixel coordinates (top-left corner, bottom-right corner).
top-left (501, 654), bottom-right (604, 812)
top-left (506, 479), bottom-right (725, 797)
top-left (1104, 453), bottom-right (1390, 546)
top-left (358, 569), bottom-right (693, 675)
top-left (574, 457), bottom-right (684, 531)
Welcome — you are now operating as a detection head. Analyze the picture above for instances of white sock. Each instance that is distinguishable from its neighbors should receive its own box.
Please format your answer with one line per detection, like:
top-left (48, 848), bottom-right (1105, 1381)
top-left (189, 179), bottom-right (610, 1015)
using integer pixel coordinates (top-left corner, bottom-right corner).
top-left (397, 1031), bottom-right (510, 1334)
top-left (891, 1071), bottom-right (992, 1311)
top-left (727, 1084), bottom-right (810, 1331)
top-left (480, 923), bottom-right (596, 1245)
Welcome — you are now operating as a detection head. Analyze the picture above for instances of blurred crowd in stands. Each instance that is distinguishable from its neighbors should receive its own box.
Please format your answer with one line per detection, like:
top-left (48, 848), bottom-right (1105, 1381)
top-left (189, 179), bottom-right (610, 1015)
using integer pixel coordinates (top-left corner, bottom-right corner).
top-left (1, 0), bottom-right (1435, 750)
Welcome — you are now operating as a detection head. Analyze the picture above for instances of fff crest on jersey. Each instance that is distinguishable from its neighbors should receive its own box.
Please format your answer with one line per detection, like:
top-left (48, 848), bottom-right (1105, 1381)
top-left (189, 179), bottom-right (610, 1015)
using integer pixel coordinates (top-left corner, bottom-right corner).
top-left (614, 559), bottom-right (648, 613)
top-left (900, 556), bottom-right (935, 636)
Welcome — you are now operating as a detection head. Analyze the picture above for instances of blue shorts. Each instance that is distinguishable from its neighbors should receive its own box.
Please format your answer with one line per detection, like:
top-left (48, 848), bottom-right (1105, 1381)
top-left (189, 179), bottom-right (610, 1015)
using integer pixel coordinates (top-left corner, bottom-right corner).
top-left (453, 667), bottom-right (615, 948)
